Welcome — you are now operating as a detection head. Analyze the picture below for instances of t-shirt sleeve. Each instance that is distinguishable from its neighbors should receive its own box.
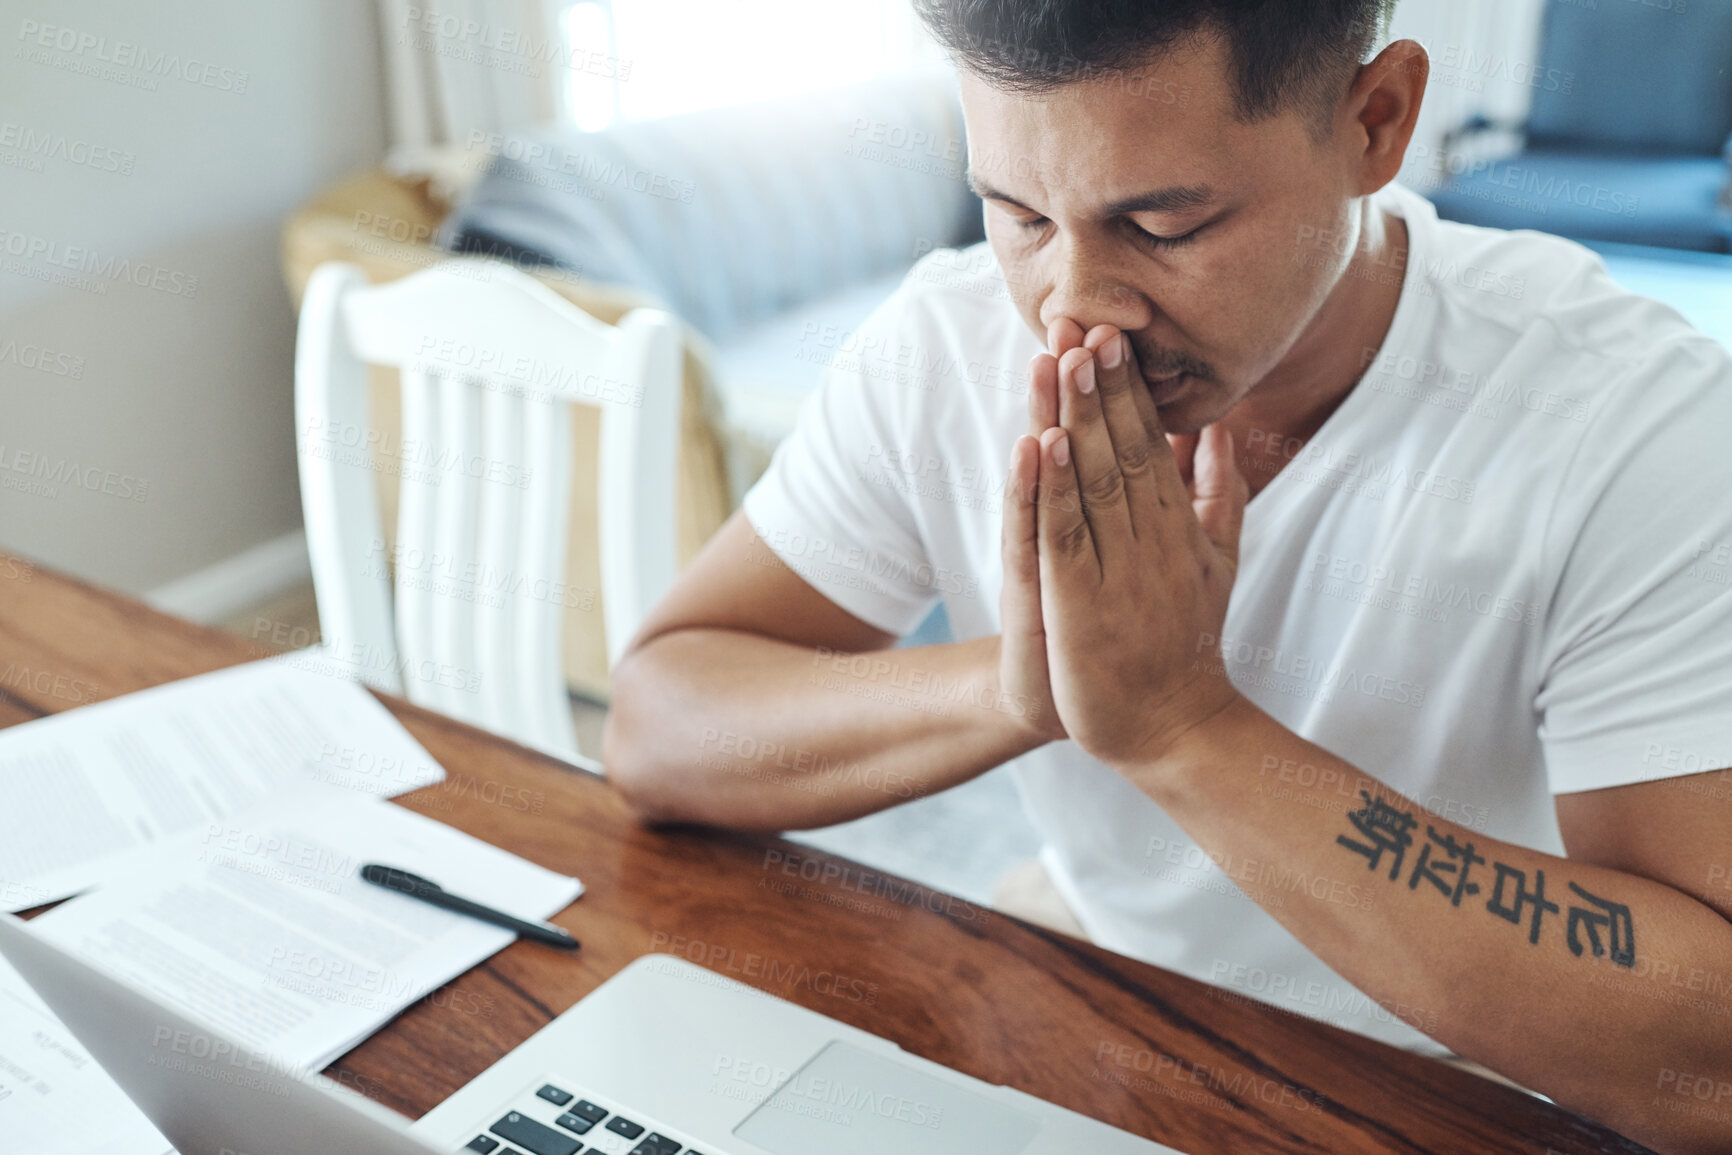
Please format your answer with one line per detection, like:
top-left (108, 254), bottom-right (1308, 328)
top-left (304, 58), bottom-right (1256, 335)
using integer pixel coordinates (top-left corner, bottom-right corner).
top-left (1536, 336), bottom-right (1732, 793)
top-left (739, 293), bottom-right (942, 638)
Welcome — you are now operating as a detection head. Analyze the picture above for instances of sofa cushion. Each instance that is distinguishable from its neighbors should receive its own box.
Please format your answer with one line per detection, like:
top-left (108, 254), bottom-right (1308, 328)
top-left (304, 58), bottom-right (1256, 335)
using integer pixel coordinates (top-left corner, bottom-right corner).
top-left (443, 75), bottom-right (983, 343)
top-left (1426, 152), bottom-right (1732, 252)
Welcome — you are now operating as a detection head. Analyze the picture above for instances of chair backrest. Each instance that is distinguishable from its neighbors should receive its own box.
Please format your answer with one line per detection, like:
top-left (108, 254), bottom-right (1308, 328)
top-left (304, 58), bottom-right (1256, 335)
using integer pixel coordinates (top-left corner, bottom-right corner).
top-left (294, 258), bottom-right (681, 763)
top-left (1527, 1), bottom-right (1732, 156)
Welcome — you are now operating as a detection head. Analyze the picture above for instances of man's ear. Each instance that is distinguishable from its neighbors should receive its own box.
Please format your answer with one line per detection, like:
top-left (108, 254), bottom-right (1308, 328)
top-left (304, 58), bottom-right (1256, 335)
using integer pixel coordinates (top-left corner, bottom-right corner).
top-left (1341, 39), bottom-right (1428, 196)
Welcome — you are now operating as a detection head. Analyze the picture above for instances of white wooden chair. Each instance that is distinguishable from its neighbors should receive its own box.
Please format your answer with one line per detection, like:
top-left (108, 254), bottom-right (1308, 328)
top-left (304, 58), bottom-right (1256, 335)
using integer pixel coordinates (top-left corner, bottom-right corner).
top-left (293, 258), bottom-right (681, 767)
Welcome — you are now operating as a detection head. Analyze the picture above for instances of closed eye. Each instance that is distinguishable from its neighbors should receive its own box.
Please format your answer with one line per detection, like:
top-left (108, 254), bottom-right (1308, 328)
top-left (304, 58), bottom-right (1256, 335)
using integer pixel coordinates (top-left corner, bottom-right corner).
top-left (1130, 219), bottom-right (1202, 250)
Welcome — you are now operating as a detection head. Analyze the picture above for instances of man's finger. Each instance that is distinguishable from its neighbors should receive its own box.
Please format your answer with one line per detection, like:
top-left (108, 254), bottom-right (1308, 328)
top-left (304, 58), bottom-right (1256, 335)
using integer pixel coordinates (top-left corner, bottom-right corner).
top-left (1036, 425), bottom-right (1098, 587)
top-left (1001, 435), bottom-right (1044, 638)
top-left (1107, 335), bottom-right (1197, 518)
top-left (1081, 327), bottom-right (1162, 531)
top-left (1047, 317), bottom-right (1085, 359)
top-left (1028, 352), bottom-right (1059, 437)
top-left (1115, 332), bottom-right (1169, 446)
top-left (1192, 421), bottom-right (1249, 573)
top-left (1057, 345), bottom-right (1134, 566)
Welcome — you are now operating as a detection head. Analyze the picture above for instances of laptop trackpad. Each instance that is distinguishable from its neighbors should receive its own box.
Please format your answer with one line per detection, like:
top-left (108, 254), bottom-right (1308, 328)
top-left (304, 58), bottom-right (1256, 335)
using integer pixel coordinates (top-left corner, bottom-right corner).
top-left (732, 1039), bottom-right (1039, 1155)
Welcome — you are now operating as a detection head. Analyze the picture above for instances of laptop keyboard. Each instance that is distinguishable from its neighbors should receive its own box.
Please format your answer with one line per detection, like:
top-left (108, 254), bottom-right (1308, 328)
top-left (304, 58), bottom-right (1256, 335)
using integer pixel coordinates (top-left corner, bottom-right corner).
top-left (462, 1080), bottom-right (710, 1155)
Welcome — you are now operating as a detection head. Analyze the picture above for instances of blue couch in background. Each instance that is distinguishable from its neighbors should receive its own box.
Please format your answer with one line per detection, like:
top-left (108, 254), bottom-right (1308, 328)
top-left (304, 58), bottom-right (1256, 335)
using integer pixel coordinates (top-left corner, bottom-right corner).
top-left (1428, 0), bottom-right (1732, 252)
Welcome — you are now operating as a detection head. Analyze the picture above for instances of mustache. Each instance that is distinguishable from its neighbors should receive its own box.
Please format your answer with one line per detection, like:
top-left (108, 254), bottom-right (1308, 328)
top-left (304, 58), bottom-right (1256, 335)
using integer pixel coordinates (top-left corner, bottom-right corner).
top-left (1128, 339), bottom-right (1212, 383)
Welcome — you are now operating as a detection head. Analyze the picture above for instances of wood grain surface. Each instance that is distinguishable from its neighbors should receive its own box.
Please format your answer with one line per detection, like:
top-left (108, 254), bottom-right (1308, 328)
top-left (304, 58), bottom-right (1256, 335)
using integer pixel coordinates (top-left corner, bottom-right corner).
top-left (0, 553), bottom-right (1654, 1154)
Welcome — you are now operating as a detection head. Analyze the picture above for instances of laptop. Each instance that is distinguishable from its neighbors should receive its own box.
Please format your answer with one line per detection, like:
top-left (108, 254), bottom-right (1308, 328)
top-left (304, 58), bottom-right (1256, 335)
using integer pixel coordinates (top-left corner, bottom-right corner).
top-left (0, 912), bottom-right (1182, 1155)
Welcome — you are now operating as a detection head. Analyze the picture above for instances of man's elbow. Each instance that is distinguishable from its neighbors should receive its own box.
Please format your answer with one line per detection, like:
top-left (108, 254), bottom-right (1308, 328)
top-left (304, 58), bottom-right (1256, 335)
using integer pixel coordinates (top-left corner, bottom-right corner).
top-left (601, 752), bottom-right (684, 827)
top-left (600, 649), bottom-right (693, 826)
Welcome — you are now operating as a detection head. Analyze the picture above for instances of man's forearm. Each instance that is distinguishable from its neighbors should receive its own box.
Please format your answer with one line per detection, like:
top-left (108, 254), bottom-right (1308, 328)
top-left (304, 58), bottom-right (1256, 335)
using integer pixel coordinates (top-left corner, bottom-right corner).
top-left (604, 631), bottom-right (1044, 830)
top-left (1132, 697), bottom-right (1732, 1155)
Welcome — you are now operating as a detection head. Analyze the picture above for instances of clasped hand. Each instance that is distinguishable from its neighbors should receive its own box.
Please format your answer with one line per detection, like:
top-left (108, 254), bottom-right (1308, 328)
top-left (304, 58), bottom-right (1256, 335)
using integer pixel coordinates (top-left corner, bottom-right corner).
top-left (997, 321), bottom-right (1249, 771)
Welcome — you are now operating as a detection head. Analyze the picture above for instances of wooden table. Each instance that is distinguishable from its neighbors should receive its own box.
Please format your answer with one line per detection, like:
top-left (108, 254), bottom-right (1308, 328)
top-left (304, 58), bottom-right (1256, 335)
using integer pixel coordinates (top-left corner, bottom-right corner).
top-left (0, 554), bottom-right (1654, 1154)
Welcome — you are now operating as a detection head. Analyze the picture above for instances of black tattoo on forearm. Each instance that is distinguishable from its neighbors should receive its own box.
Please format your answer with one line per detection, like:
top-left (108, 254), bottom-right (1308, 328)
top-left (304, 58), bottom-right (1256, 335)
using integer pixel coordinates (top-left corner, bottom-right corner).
top-left (1485, 862), bottom-right (1558, 944)
top-left (1409, 827), bottom-right (1484, 906)
top-left (1566, 880), bottom-right (1636, 967)
top-left (1334, 792), bottom-right (1415, 880)
top-left (1335, 790), bottom-right (1636, 968)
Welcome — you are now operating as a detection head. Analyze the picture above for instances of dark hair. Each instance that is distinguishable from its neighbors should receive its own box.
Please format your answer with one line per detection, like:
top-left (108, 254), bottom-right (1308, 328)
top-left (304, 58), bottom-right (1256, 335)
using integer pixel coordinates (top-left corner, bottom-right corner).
top-left (913, 0), bottom-right (1397, 125)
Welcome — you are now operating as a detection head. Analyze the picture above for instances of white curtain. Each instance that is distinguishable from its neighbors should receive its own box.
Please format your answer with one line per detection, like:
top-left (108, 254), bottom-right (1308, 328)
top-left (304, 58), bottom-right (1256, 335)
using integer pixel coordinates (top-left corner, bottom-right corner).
top-left (376, 0), bottom-right (568, 150)
top-left (1385, 0), bottom-right (1548, 192)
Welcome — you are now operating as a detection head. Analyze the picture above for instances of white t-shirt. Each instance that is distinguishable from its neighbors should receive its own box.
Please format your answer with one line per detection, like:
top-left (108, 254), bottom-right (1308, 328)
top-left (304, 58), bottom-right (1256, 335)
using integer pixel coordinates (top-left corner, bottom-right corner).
top-left (742, 183), bottom-right (1732, 1050)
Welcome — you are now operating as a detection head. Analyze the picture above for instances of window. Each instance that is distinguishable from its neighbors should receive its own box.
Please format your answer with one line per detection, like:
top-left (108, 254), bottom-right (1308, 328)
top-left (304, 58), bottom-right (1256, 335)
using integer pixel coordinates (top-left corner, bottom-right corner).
top-left (562, 0), bottom-right (942, 130)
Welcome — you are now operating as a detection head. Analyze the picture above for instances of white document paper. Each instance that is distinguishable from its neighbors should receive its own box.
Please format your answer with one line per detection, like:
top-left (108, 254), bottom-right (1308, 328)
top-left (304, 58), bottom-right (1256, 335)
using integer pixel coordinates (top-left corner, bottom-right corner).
top-left (29, 785), bottom-right (582, 1072)
top-left (0, 660), bottom-right (446, 912)
top-left (0, 952), bottom-right (174, 1155)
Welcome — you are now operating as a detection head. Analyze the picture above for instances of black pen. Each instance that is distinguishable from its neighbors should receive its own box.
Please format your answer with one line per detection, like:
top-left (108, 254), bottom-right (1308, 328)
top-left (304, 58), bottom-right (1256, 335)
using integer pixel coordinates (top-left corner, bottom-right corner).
top-left (359, 863), bottom-right (580, 951)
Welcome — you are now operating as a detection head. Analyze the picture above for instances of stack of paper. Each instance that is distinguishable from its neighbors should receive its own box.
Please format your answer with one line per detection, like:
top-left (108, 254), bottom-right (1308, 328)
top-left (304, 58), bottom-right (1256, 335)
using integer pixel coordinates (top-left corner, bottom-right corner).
top-left (29, 782), bottom-right (582, 1070)
top-left (0, 661), bottom-right (446, 912)
top-left (0, 660), bottom-right (584, 1147)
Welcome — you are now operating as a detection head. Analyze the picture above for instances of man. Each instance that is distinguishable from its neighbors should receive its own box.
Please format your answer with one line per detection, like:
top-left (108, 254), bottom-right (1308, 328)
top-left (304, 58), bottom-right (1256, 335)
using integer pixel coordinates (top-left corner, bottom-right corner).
top-left (604, 2), bottom-right (1732, 1150)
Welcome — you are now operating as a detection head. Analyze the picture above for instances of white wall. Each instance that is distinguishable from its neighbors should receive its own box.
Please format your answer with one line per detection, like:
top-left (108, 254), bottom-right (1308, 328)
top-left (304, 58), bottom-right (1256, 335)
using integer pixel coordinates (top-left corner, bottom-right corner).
top-left (0, 0), bottom-right (387, 597)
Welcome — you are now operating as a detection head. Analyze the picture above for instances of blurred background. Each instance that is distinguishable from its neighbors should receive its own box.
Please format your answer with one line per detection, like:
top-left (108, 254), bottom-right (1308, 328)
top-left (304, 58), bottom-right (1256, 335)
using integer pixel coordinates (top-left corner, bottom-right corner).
top-left (3, 0), bottom-right (1729, 900)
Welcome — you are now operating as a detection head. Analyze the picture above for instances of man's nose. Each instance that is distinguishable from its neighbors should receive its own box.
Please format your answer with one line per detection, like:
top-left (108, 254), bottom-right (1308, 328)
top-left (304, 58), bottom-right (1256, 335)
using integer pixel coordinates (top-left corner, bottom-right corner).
top-left (1039, 243), bottom-right (1146, 336)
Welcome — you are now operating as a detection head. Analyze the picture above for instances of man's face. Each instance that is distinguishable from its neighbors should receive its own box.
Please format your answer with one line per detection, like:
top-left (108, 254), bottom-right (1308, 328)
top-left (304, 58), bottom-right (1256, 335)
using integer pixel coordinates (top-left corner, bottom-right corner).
top-left (961, 36), bottom-right (1364, 433)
